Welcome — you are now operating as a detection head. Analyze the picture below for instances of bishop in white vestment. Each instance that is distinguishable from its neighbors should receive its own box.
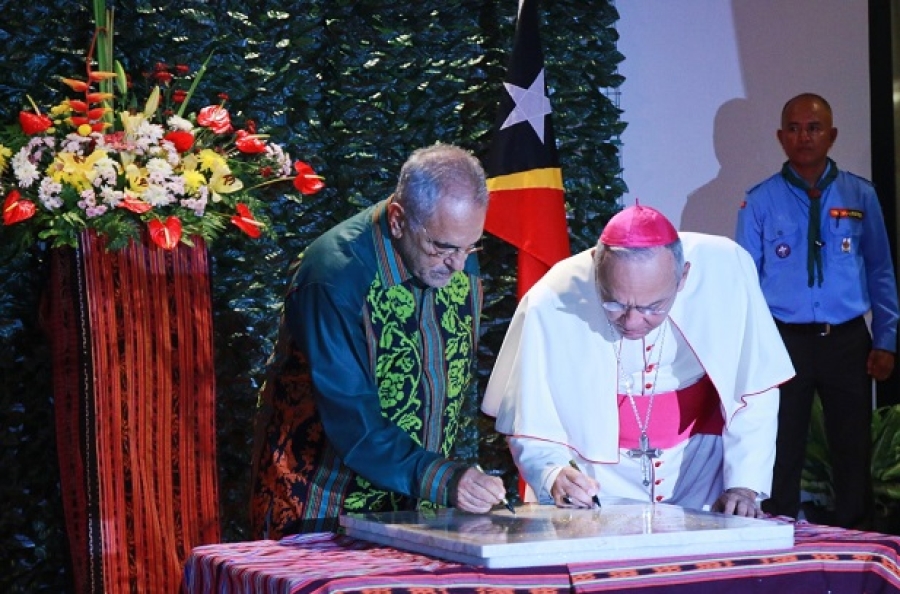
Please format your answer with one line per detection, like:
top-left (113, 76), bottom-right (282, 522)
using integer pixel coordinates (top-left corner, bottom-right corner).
top-left (482, 205), bottom-right (795, 516)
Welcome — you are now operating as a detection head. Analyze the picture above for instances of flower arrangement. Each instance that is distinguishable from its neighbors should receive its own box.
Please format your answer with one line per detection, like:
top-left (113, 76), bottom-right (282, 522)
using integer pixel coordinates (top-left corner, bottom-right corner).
top-left (0, 28), bottom-right (323, 251)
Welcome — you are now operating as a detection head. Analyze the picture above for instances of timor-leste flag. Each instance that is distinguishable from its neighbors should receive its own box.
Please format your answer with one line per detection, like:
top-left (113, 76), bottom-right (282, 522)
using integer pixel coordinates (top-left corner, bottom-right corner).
top-left (484, 0), bottom-right (570, 299)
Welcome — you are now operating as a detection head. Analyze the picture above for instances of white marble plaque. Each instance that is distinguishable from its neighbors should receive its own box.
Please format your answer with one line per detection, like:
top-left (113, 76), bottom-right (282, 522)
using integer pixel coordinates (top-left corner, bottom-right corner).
top-left (339, 501), bottom-right (794, 568)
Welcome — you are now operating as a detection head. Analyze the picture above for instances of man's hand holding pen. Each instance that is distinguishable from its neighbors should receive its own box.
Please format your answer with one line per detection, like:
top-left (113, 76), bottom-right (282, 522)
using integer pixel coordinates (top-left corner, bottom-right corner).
top-left (454, 465), bottom-right (515, 515)
top-left (551, 460), bottom-right (602, 509)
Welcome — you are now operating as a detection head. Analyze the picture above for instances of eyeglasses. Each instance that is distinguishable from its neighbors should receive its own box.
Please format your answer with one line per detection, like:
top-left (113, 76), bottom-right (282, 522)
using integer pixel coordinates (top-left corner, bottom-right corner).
top-left (418, 224), bottom-right (483, 259)
top-left (600, 290), bottom-right (677, 317)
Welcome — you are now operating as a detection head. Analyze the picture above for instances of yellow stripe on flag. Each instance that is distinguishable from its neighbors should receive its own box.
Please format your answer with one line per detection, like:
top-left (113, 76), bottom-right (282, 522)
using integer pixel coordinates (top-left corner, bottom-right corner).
top-left (487, 167), bottom-right (563, 192)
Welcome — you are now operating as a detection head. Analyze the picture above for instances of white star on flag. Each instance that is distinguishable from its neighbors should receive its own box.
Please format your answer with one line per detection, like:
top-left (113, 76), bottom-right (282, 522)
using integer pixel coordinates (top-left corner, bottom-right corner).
top-left (500, 68), bottom-right (552, 143)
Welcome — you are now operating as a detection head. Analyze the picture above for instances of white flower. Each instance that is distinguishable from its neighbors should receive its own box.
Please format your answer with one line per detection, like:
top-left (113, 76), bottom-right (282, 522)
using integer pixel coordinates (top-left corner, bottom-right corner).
top-left (145, 157), bottom-right (174, 184)
top-left (12, 147), bottom-right (40, 188)
top-left (142, 184), bottom-right (175, 207)
top-left (167, 115), bottom-right (193, 131)
top-left (99, 185), bottom-right (124, 207)
top-left (93, 156), bottom-right (120, 186)
top-left (266, 143), bottom-right (294, 176)
top-left (38, 177), bottom-right (63, 210)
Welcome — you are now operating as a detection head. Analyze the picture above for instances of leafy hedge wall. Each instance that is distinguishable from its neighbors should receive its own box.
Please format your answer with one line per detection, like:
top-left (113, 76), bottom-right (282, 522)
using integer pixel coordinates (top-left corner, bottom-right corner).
top-left (0, 1), bottom-right (625, 590)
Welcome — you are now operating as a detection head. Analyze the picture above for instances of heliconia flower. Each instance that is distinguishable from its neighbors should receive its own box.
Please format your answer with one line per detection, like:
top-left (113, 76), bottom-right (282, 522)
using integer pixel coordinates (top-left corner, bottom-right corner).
top-left (120, 196), bottom-right (152, 214)
top-left (197, 105), bottom-right (232, 134)
top-left (293, 161), bottom-right (324, 195)
top-left (164, 130), bottom-right (195, 153)
top-left (235, 130), bottom-right (267, 154)
top-left (3, 190), bottom-right (36, 225)
top-left (86, 92), bottom-right (114, 103)
top-left (69, 117), bottom-right (106, 135)
top-left (230, 203), bottom-right (263, 238)
top-left (148, 216), bottom-right (182, 250)
top-left (68, 100), bottom-right (90, 113)
top-left (87, 107), bottom-right (109, 120)
top-left (61, 77), bottom-right (90, 92)
top-left (172, 89), bottom-right (187, 104)
top-left (19, 111), bottom-right (52, 135)
top-left (88, 70), bottom-right (118, 82)
top-left (175, 64), bottom-right (190, 76)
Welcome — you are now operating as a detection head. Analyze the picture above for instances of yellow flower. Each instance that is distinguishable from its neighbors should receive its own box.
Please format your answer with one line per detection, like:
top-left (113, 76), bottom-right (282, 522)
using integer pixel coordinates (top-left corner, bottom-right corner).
top-left (196, 148), bottom-right (243, 202)
top-left (208, 165), bottom-right (243, 202)
top-left (50, 102), bottom-right (72, 118)
top-left (48, 149), bottom-right (108, 193)
top-left (124, 163), bottom-right (149, 195)
top-left (120, 111), bottom-right (148, 138)
top-left (181, 154), bottom-right (206, 194)
top-left (197, 148), bottom-right (226, 173)
top-left (0, 145), bottom-right (11, 174)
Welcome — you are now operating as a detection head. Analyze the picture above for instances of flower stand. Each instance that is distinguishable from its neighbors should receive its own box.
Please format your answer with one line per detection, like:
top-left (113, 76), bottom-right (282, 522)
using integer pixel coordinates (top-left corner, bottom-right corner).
top-left (45, 231), bottom-right (220, 594)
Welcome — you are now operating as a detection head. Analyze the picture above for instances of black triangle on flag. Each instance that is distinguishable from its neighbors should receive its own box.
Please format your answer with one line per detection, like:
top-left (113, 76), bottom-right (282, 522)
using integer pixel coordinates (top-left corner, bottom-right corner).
top-left (484, 0), bottom-right (570, 300)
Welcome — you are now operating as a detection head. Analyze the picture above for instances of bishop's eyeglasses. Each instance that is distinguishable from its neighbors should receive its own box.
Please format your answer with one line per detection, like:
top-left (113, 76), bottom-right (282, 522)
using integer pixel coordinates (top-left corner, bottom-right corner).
top-left (600, 289), bottom-right (678, 317)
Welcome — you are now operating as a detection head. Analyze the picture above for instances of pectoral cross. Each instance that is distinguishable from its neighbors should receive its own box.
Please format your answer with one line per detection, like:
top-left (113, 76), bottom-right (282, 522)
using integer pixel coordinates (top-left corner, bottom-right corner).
top-left (625, 432), bottom-right (662, 498)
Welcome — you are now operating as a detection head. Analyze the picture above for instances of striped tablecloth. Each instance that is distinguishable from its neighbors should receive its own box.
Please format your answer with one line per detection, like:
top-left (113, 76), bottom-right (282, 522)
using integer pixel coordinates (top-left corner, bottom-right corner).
top-left (182, 521), bottom-right (900, 594)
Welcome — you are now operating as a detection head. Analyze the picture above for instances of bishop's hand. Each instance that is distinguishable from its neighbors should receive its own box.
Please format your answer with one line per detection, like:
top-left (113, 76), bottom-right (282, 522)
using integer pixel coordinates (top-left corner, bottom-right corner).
top-left (551, 466), bottom-right (600, 508)
top-left (711, 487), bottom-right (763, 518)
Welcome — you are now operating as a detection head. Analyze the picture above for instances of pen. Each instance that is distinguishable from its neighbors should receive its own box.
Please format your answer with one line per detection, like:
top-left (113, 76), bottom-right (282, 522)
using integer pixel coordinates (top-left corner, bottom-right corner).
top-left (475, 464), bottom-right (516, 515)
top-left (568, 459), bottom-right (602, 509)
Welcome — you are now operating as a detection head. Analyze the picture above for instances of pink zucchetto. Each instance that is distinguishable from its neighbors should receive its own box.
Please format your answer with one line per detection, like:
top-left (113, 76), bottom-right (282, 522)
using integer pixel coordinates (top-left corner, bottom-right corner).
top-left (599, 203), bottom-right (679, 248)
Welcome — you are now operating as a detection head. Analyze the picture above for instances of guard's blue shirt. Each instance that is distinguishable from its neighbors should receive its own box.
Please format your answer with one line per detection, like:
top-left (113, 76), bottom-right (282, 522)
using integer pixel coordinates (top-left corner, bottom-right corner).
top-left (735, 167), bottom-right (899, 352)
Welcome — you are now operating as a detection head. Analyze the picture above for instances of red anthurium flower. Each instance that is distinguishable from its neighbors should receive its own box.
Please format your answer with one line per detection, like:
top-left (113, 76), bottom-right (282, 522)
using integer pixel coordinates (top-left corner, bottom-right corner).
top-left (235, 130), bottom-right (267, 154)
top-left (293, 161), bottom-right (325, 195)
top-left (148, 217), bottom-right (183, 250)
top-left (230, 203), bottom-right (263, 239)
top-left (19, 111), bottom-right (52, 135)
top-left (120, 196), bottom-right (152, 214)
top-left (164, 130), bottom-right (195, 153)
top-left (3, 190), bottom-right (37, 225)
top-left (197, 105), bottom-right (233, 134)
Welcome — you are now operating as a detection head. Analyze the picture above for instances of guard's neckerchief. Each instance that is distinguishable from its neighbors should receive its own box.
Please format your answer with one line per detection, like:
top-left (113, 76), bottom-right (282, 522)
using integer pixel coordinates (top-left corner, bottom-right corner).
top-left (781, 158), bottom-right (839, 287)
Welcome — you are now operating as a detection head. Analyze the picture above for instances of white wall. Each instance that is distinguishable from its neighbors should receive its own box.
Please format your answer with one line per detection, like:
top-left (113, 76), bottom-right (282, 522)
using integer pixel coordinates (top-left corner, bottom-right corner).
top-left (616, 0), bottom-right (871, 238)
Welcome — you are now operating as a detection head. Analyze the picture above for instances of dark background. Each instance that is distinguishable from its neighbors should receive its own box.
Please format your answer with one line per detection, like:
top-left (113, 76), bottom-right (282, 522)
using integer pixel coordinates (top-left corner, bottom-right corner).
top-left (0, 1), bottom-right (626, 590)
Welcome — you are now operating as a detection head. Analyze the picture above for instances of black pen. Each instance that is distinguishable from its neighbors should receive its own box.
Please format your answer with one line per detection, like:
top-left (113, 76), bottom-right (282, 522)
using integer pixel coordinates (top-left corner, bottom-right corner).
top-left (568, 459), bottom-right (602, 509)
top-left (475, 464), bottom-right (516, 515)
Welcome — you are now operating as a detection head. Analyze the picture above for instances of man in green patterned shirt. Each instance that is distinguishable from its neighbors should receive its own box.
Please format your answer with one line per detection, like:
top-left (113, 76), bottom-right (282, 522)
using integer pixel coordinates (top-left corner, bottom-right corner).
top-left (251, 144), bottom-right (505, 538)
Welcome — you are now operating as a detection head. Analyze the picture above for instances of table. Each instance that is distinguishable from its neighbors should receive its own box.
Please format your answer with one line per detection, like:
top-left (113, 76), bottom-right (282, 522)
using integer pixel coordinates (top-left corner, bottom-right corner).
top-left (182, 521), bottom-right (900, 593)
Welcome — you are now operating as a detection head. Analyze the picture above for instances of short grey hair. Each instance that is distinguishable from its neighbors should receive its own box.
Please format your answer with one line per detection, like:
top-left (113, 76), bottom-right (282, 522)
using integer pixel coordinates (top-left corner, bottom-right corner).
top-left (594, 240), bottom-right (685, 286)
top-left (394, 143), bottom-right (488, 225)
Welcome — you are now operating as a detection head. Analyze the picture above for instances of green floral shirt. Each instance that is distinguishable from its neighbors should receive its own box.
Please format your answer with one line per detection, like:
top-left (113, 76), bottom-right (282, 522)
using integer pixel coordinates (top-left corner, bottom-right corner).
top-left (251, 199), bottom-right (482, 536)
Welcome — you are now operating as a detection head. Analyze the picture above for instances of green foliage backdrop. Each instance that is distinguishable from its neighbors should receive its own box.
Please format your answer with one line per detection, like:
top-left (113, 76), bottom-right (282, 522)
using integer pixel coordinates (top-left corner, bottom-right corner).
top-left (0, 1), bottom-right (625, 590)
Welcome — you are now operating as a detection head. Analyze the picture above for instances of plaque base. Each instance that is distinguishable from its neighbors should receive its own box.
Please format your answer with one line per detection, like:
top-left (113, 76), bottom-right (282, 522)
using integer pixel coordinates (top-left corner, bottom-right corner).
top-left (340, 501), bottom-right (794, 568)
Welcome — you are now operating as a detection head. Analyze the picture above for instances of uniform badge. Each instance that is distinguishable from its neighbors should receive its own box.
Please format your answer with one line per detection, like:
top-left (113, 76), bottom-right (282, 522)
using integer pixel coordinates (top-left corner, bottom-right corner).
top-left (829, 208), bottom-right (864, 220)
top-left (842, 237), bottom-right (852, 253)
top-left (775, 244), bottom-right (791, 258)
